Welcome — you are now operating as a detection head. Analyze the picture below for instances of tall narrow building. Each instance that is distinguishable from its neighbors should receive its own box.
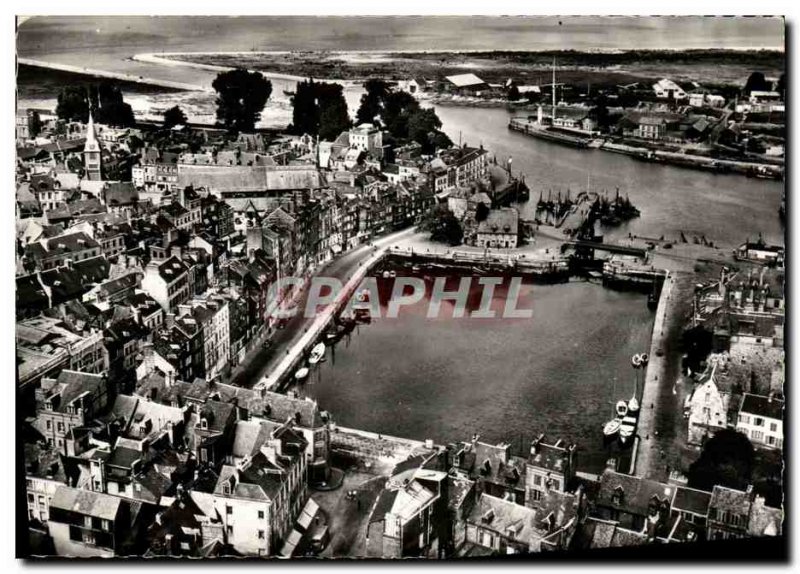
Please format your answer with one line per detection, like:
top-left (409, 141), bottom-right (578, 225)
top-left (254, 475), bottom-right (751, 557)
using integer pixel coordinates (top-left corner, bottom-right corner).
top-left (83, 112), bottom-right (103, 181)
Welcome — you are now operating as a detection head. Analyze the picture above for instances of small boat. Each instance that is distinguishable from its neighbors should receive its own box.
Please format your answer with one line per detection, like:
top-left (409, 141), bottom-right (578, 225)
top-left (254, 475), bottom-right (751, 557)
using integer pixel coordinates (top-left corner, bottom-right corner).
top-left (294, 367), bottom-right (309, 380)
top-left (603, 418), bottom-right (622, 437)
top-left (615, 400), bottom-right (628, 418)
top-left (382, 271), bottom-right (391, 279)
top-left (308, 342), bottom-right (326, 365)
top-left (619, 416), bottom-right (637, 443)
top-left (388, 270), bottom-right (397, 278)
top-left (628, 396), bottom-right (640, 413)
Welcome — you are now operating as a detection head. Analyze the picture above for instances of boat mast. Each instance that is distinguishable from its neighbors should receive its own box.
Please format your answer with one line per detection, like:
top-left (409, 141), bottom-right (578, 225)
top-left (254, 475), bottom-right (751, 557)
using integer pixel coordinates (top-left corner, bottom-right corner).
top-left (551, 57), bottom-right (557, 121)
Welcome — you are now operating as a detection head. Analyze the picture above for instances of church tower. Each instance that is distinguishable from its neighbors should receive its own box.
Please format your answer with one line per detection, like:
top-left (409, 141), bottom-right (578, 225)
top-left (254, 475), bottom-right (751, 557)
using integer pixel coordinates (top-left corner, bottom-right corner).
top-left (83, 112), bottom-right (103, 181)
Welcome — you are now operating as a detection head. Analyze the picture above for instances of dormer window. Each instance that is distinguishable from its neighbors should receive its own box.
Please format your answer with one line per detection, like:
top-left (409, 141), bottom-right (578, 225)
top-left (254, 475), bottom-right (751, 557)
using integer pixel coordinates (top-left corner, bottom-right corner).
top-left (612, 486), bottom-right (624, 505)
top-left (200, 418), bottom-right (208, 429)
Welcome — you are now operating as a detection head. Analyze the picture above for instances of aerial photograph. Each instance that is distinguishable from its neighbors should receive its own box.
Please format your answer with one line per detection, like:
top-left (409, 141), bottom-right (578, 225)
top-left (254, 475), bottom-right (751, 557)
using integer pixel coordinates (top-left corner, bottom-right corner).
top-left (14, 15), bottom-right (785, 560)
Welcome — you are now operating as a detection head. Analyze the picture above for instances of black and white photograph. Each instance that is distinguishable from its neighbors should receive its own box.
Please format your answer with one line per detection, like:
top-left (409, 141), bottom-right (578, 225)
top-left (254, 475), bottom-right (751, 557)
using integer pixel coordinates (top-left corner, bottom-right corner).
top-left (12, 12), bottom-right (787, 562)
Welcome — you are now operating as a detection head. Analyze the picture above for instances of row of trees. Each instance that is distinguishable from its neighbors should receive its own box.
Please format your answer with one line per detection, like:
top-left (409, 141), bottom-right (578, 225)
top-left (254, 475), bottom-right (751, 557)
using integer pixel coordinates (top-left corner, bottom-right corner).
top-left (356, 79), bottom-right (452, 154)
top-left (55, 82), bottom-right (136, 127)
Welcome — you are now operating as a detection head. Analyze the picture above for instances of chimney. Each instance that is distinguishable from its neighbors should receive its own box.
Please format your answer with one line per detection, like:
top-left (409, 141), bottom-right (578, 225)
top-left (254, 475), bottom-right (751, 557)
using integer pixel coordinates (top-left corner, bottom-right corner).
top-left (531, 433), bottom-right (545, 456)
top-left (166, 313), bottom-right (175, 330)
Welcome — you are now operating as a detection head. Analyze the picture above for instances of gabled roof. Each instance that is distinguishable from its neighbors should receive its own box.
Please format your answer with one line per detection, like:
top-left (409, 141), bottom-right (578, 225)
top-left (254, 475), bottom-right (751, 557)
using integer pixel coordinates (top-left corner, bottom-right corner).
top-left (446, 73), bottom-right (487, 88)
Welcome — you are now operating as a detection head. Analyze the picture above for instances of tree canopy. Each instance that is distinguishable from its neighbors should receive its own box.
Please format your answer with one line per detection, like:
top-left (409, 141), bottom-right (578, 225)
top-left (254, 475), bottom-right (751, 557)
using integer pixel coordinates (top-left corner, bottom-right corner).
top-left (743, 71), bottom-right (770, 95)
top-left (212, 68), bottom-right (272, 133)
top-left (163, 106), bottom-right (188, 130)
top-left (290, 79), bottom-right (351, 140)
top-left (421, 204), bottom-right (463, 246)
top-left (56, 83), bottom-right (136, 127)
top-left (688, 429), bottom-right (755, 492)
top-left (56, 86), bottom-right (90, 123)
top-left (355, 78), bottom-right (391, 126)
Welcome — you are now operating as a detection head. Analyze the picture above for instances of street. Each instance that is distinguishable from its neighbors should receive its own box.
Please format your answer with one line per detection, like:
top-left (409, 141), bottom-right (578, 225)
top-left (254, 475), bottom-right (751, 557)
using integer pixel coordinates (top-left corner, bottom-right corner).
top-left (227, 227), bottom-right (419, 388)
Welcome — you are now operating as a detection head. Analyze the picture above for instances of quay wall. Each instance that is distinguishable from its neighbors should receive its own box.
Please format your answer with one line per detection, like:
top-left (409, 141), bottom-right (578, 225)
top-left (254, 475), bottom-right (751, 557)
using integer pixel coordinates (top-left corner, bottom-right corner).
top-left (256, 247), bottom-right (387, 391)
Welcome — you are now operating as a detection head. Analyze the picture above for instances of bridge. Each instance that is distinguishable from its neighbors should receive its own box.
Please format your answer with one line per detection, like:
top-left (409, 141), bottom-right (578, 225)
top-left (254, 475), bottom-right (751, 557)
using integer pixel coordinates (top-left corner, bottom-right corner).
top-left (565, 240), bottom-right (648, 258)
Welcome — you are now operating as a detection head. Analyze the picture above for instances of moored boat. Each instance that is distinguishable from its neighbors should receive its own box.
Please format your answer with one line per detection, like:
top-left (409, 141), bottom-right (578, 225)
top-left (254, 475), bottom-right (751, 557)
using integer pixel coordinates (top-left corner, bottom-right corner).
top-left (615, 400), bottom-right (628, 418)
top-left (619, 416), bottom-right (637, 444)
top-left (295, 367), bottom-right (309, 380)
top-left (603, 418), bottom-right (622, 437)
top-left (308, 342), bottom-right (326, 365)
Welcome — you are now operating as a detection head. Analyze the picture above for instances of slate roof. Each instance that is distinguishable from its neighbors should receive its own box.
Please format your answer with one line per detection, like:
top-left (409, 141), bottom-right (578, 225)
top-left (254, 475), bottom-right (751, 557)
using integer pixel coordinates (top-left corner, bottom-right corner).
top-left (446, 73), bottom-right (487, 88)
top-left (740, 393), bottom-right (783, 421)
top-left (672, 486), bottom-right (712, 517)
top-left (477, 208), bottom-right (519, 236)
top-left (51, 486), bottom-right (122, 521)
top-left (596, 470), bottom-right (675, 517)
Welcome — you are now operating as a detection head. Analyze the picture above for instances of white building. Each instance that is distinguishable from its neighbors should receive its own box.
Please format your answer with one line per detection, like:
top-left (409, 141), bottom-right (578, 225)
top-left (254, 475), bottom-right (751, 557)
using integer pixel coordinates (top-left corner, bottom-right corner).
top-left (736, 393), bottom-right (783, 449)
top-left (141, 256), bottom-right (190, 312)
top-left (653, 78), bottom-right (687, 100)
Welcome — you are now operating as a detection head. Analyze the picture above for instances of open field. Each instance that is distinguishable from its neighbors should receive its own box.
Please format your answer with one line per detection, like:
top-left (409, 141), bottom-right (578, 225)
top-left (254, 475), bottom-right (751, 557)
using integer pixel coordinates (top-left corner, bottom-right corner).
top-left (166, 49), bottom-right (785, 88)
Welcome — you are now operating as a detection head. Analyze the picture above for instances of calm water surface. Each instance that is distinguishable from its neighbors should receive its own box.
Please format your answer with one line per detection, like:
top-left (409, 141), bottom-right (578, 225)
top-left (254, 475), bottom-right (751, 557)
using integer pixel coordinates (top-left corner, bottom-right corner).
top-left (302, 277), bottom-right (653, 473)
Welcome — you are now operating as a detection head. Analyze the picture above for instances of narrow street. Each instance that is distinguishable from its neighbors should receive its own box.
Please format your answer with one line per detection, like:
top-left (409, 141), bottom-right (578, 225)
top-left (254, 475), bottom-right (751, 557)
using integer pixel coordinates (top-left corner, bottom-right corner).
top-left (227, 227), bottom-right (419, 388)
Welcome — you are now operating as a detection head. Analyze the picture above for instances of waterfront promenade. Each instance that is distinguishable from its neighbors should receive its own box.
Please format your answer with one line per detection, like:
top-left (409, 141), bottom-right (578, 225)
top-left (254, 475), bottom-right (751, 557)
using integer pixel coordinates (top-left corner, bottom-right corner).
top-left (634, 271), bottom-right (695, 481)
top-left (236, 228), bottom-right (416, 390)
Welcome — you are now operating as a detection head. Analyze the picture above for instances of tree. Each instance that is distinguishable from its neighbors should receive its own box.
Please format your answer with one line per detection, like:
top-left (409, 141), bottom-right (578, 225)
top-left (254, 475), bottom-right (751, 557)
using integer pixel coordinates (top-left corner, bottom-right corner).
top-left (382, 90), bottom-right (420, 140)
top-left (680, 324), bottom-right (713, 375)
top-left (507, 84), bottom-right (521, 101)
top-left (421, 205), bottom-right (463, 246)
top-left (56, 86), bottom-right (90, 123)
top-left (289, 79), bottom-right (351, 140)
top-left (407, 107), bottom-right (451, 154)
top-left (91, 82), bottom-right (135, 127)
top-left (29, 111), bottom-right (42, 138)
top-left (776, 73), bottom-right (786, 98)
top-left (212, 68), bottom-right (272, 133)
top-left (316, 82), bottom-right (351, 141)
top-left (743, 71), bottom-right (769, 95)
top-left (356, 78), bottom-right (390, 125)
top-left (475, 202), bottom-right (490, 222)
top-left (163, 106), bottom-right (188, 130)
top-left (688, 429), bottom-right (755, 492)
top-left (290, 79), bottom-right (320, 136)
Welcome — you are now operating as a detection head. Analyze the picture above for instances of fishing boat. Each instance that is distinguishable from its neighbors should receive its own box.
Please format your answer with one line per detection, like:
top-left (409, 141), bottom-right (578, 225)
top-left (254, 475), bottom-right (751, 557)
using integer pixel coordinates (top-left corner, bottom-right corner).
top-left (603, 418), bottom-right (622, 438)
top-left (615, 400), bottom-right (628, 418)
top-left (308, 342), bottom-right (326, 365)
top-left (294, 367), bottom-right (309, 380)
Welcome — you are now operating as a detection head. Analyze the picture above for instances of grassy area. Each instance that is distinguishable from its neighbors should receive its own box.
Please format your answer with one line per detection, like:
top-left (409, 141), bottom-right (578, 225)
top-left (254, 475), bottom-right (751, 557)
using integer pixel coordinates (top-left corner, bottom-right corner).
top-left (167, 49), bottom-right (784, 88)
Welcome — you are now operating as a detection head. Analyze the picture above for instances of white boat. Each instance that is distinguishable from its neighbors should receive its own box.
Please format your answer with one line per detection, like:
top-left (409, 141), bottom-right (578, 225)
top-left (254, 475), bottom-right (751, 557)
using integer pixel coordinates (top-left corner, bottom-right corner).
top-left (295, 367), bottom-right (309, 380)
top-left (615, 400), bottom-right (628, 418)
top-left (603, 418), bottom-right (622, 437)
top-left (308, 342), bottom-right (326, 365)
top-left (382, 271), bottom-right (391, 279)
top-left (388, 270), bottom-right (397, 278)
top-left (628, 396), bottom-right (640, 413)
top-left (619, 416), bottom-right (637, 443)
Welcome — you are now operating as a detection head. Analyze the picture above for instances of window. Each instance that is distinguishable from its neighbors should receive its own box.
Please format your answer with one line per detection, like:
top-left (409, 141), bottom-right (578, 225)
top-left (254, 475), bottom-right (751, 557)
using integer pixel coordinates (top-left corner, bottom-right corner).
top-left (258, 510), bottom-right (264, 519)
top-left (226, 525), bottom-right (233, 536)
top-left (46, 420), bottom-right (52, 430)
top-left (27, 493), bottom-right (34, 503)
top-left (752, 430), bottom-right (764, 442)
top-left (226, 505), bottom-right (232, 515)
top-left (770, 422), bottom-right (778, 433)
top-left (754, 417), bottom-right (764, 427)
top-left (258, 530), bottom-right (265, 540)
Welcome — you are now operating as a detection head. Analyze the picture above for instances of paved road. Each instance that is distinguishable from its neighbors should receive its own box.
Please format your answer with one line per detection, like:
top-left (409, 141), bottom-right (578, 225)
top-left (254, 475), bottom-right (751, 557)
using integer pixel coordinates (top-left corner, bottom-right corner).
top-left (227, 228), bottom-right (418, 388)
